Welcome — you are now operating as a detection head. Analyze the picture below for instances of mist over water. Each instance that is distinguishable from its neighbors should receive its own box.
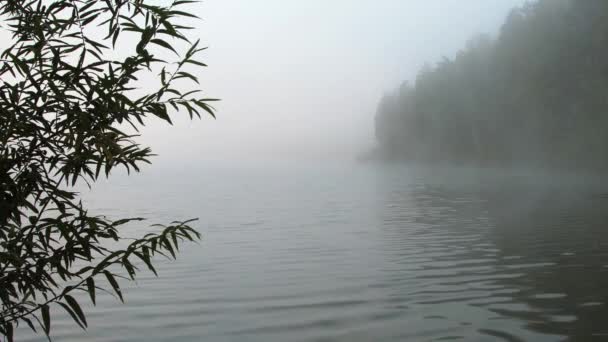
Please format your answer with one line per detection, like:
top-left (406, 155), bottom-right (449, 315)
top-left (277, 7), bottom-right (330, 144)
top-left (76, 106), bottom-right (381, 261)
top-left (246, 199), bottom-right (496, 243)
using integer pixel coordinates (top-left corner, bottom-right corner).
top-left (16, 163), bottom-right (608, 341)
top-left (11, 1), bottom-right (608, 341)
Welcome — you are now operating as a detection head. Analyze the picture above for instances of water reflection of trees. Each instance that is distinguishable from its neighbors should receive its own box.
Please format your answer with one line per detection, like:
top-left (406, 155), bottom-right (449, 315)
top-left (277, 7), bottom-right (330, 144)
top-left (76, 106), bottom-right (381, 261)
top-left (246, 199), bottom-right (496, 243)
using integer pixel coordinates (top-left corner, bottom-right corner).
top-left (480, 185), bottom-right (608, 341)
top-left (376, 175), bottom-right (608, 341)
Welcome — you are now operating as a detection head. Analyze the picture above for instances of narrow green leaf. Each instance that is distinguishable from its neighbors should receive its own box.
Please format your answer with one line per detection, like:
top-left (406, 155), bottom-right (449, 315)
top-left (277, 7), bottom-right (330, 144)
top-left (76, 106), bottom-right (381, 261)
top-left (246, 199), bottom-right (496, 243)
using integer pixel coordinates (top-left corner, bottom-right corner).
top-left (86, 277), bottom-right (96, 304)
top-left (6, 322), bottom-right (13, 342)
top-left (174, 0), bottom-right (199, 5)
top-left (64, 295), bottom-right (87, 327)
top-left (22, 317), bottom-right (36, 333)
top-left (41, 305), bottom-right (51, 335)
top-left (150, 39), bottom-right (178, 54)
top-left (134, 251), bottom-right (158, 276)
top-left (57, 302), bottom-right (85, 330)
top-left (104, 271), bottom-right (124, 302)
top-left (185, 60), bottom-right (207, 67)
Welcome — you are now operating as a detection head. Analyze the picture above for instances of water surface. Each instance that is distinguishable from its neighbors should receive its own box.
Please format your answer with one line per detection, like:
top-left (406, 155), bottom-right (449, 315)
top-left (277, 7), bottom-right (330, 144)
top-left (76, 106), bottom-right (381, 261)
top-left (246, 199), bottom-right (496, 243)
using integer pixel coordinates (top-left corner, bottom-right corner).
top-left (20, 163), bottom-right (608, 341)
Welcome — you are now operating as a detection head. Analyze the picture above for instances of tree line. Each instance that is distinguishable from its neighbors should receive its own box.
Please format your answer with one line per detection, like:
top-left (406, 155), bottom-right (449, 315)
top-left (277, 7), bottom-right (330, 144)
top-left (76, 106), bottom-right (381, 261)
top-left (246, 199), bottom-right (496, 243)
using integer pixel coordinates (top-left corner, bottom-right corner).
top-left (373, 0), bottom-right (608, 171)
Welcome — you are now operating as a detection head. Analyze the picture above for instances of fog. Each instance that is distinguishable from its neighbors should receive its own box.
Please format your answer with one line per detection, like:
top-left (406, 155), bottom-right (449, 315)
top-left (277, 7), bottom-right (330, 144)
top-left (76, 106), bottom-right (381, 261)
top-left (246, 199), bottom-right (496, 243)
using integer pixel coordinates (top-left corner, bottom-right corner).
top-left (7, 2), bottom-right (608, 341)
top-left (138, 0), bottom-right (525, 165)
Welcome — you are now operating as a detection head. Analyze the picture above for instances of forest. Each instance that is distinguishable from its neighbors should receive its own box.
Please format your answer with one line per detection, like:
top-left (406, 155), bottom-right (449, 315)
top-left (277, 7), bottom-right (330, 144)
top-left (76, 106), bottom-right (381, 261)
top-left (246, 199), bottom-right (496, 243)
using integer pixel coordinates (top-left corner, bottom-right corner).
top-left (373, 0), bottom-right (608, 171)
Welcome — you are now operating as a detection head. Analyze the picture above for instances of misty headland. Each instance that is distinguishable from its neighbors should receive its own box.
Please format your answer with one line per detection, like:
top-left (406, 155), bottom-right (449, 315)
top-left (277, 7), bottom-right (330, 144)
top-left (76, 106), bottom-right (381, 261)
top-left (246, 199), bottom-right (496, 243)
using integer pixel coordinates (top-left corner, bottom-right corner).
top-left (367, 0), bottom-right (608, 177)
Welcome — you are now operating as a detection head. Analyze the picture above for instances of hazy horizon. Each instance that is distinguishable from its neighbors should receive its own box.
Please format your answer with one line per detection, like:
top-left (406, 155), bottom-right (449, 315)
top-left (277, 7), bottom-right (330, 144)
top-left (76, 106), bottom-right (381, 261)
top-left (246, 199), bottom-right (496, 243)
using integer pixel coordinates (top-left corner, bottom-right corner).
top-left (136, 0), bottom-right (526, 165)
top-left (9, 2), bottom-right (608, 341)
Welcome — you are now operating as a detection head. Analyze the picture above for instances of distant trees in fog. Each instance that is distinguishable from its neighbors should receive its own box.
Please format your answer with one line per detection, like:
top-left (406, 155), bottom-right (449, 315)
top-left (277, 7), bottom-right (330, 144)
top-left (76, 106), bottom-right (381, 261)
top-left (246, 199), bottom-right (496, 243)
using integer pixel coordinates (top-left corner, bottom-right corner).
top-left (373, 0), bottom-right (608, 170)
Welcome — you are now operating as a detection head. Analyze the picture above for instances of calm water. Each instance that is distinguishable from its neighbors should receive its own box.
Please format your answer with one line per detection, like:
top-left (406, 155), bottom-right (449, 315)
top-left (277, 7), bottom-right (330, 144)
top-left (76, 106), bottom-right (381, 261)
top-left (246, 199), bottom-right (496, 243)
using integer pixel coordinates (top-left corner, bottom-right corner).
top-left (20, 163), bottom-right (608, 341)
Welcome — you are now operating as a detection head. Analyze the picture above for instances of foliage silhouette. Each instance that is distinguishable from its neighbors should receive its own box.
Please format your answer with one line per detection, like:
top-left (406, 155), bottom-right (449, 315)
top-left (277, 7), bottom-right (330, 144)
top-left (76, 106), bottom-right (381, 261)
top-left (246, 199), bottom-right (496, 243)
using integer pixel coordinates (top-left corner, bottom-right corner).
top-left (0, 0), bottom-right (216, 340)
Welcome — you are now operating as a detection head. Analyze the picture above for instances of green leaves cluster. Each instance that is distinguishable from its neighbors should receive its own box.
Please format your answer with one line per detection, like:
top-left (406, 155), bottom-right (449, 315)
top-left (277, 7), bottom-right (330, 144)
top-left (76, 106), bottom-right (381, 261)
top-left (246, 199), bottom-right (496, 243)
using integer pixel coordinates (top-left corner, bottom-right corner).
top-left (0, 0), bottom-right (216, 340)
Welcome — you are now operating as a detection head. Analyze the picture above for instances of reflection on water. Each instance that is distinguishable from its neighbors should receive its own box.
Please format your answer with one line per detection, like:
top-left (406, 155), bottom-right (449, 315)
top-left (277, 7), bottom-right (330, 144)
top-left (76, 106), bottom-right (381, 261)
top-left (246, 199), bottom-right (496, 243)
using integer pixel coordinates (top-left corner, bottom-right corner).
top-left (375, 167), bottom-right (608, 341)
top-left (18, 164), bottom-right (608, 341)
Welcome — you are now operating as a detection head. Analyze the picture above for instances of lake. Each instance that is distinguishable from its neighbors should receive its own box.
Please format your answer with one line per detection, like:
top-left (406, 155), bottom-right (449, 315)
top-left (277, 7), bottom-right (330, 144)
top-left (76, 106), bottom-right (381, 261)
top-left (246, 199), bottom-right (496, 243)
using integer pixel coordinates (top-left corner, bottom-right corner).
top-left (19, 162), bottom-right (608, 341)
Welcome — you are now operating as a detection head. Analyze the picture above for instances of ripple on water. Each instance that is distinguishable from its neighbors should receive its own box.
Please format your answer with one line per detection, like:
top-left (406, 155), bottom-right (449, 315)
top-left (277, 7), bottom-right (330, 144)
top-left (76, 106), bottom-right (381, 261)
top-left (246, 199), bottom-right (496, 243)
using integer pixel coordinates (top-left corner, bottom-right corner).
top-left (17, 167), bottom-right (608, 341)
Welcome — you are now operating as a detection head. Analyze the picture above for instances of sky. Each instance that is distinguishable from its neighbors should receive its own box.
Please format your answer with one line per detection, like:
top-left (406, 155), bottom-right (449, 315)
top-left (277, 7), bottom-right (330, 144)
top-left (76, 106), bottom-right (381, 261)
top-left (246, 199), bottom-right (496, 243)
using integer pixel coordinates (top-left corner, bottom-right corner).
top-left (25, 1), bottom-right (530, 165)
